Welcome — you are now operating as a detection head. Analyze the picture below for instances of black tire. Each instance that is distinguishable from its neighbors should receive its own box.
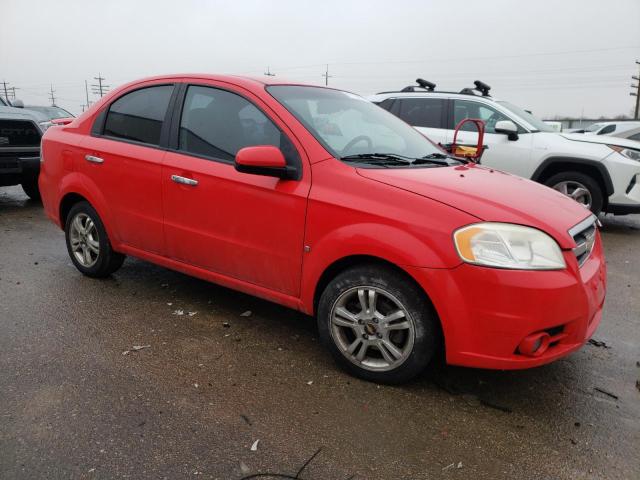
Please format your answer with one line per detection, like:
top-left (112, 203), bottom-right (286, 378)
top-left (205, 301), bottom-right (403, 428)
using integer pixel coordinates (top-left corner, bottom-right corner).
top-left (317, 264), bottom-right (438, 384)
top-left (64, 201), bottom-right (125, 278)
top-left (544, 171), bottom-right (603, 215)
top-left (21, 178), bottom-right (41, 200)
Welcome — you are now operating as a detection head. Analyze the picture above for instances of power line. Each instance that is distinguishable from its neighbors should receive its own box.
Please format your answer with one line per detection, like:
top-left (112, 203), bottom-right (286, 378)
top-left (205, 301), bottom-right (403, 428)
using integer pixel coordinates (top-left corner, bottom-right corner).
top-left (632, 60), bottom-right (640, 120)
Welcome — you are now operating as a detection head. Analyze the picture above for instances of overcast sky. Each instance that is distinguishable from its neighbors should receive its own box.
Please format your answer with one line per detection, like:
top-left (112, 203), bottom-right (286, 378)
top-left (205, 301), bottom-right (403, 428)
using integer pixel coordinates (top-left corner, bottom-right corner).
top-left (2, 0), bottom-right (639, 117)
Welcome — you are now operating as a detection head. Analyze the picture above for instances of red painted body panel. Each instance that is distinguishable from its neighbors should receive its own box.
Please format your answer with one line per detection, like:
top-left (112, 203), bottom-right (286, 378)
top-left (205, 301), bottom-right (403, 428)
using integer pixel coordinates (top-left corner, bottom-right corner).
top-left (357, 163), bottom-right (592, 249)
top-left (38, 74), bottom-right (607, 371)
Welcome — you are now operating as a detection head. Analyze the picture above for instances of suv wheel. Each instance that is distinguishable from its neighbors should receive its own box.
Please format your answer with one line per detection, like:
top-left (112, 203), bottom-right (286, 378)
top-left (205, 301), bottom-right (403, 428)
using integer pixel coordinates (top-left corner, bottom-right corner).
top-left (317, 264), bottom-right (437, 384)
top-left (545, 171), bottom-right (603, 215)
top-left (21, 178), bottom-right (41, 200)
top-left (65, 201), bottom-right (125, 278)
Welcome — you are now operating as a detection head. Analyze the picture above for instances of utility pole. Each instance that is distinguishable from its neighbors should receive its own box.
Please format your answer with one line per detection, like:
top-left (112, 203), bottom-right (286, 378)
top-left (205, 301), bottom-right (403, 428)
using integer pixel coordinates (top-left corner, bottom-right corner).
top-left (49, 84), bottom-right (57, 106)
top-left (8, 86), bottom-right (19, 100)
top-left (632, 60), bottom-right (640, 120)
top-left (264, 66), bottom-right (275, 77)
top-left (321, 64), bottom-right (332, 86)
top-left (84, 79), bottom-right (91, 110)
top-left (1, 80), bottom-right (9, 102)
top-left (91, 73), bottom-right (109, 98)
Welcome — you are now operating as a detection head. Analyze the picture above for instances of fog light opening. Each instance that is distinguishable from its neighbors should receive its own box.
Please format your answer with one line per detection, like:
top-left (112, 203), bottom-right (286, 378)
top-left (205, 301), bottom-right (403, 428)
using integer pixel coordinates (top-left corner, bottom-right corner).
top-left (518, 332), bottom-right (551, 357)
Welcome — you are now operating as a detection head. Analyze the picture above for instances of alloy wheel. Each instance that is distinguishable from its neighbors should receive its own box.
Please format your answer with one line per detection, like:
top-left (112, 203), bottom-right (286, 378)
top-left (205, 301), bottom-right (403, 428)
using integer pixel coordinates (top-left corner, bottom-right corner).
top-left (552, 180), bottom-right (592, 209)
top-left (69, 213), bottom-right (100, 268)
top-left (329, 286), bottom-right (415, 372)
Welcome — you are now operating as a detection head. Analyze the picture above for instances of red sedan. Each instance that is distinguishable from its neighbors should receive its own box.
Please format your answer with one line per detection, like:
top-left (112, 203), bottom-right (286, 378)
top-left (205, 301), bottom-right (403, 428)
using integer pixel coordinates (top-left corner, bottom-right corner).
top-left (39, 75), bottom-right (606, 383)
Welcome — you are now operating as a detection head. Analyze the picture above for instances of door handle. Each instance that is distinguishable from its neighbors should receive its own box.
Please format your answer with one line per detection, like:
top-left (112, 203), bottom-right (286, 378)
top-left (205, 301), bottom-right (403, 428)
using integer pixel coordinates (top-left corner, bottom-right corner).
top-left (171, 174), bottom-right (198, 186)
top-left (85, 155), bottom-right (104, 164)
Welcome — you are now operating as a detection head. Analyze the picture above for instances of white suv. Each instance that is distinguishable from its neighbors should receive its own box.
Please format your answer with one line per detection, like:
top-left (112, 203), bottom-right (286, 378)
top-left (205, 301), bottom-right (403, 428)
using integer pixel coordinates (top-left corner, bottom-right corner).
top-left (369, 80), bottom-right (640, 215)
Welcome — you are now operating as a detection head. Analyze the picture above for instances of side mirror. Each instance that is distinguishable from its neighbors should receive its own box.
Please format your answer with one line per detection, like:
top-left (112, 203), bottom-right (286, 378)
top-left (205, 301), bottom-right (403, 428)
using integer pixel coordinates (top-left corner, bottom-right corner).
top-left (11, 99), bottom-right (24, 108)
top-left (234, 145), bottom-right (297, 180)
top-left (495, 120), bottom-right (519, 141)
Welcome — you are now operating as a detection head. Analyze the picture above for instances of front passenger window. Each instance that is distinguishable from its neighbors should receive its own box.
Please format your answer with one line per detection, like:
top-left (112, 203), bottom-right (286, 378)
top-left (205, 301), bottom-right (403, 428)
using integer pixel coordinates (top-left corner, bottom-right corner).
top-left (453, 99), bottom-right (519, 134)
top-left (179, 86), bottom-right (299, 165)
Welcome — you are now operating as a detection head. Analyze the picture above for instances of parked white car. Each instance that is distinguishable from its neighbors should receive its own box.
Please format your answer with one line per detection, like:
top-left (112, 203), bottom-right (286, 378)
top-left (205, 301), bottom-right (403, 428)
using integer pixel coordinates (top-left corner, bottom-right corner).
top-left (369, 80), bottom-right (640, 215)
top-left (582, 121), bottom-right (640, 136)
top-left (608, 125), bottom-right (640, 143)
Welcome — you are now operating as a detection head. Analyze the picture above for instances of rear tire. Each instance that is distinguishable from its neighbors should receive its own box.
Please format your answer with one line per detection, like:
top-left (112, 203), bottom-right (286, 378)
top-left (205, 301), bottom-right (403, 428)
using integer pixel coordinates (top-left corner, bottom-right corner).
top-left (65, 201), bottom-right (125, 278)
top-left (21, 178), bottom-right (41, 200)
top-left (317, 264), bottom-right (438, 384)
top-left (544, 171), bottom-right (603, 215)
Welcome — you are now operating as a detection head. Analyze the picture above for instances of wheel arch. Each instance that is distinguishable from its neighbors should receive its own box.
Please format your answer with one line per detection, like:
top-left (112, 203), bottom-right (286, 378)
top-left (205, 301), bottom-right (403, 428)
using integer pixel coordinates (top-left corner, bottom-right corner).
top-left (59, 192), bottom-right (88, 227)
top-left (310, 254), bottom-right (446, 361)
top-left (531, 157), bottom-right (614, 199)
top-left (56, 176), bottom-right (121, 248)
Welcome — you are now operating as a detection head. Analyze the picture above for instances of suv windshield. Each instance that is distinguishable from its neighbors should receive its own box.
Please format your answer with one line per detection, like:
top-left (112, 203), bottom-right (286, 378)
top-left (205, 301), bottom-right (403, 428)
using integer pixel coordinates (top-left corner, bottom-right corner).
top-left (497, 101), bottom-right (555, 133)
top-left (586, 123), bottom-right (605, 133)
top-left (25, 106), bottom-right (74, 120)
top-left (268, 85), bottom-right (448, 165)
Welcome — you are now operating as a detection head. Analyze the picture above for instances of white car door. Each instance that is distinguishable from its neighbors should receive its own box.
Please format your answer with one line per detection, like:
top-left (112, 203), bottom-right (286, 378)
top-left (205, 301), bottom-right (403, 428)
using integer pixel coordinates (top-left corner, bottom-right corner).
top-left (450, 99), bottom-right (534, 177)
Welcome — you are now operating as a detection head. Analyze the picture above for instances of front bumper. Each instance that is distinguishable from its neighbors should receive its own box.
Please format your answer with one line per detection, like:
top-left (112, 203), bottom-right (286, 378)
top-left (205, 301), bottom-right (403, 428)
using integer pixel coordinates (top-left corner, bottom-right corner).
top-left (0, 149), bottom-right (40, 186)
top-left (603, 153), bottom-right (640, 212)
top-left (406, 232), bottom-right (606, 370)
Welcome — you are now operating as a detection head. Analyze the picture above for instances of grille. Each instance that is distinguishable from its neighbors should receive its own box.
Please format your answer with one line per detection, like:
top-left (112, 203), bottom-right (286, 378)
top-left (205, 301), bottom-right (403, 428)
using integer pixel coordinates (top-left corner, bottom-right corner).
top-left (569, 216), bottom-right (597, 267)
top-left (0, 119), bottom-right (41, 147)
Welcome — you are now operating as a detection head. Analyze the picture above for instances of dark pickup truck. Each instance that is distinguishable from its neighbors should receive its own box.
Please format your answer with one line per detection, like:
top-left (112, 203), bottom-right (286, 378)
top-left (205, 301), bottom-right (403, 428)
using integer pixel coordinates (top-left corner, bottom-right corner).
top-left (0, 97), bottom-right (45, 199)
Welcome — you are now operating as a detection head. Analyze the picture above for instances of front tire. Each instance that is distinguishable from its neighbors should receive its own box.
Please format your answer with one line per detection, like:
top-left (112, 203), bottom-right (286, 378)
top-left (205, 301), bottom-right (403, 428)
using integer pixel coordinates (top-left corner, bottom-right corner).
top-left (317, 264), bottom-right (438, 384)
top-left (65, 201), bottom-right (125, 278)
top-left (545, 171), bottom-right (603, 215)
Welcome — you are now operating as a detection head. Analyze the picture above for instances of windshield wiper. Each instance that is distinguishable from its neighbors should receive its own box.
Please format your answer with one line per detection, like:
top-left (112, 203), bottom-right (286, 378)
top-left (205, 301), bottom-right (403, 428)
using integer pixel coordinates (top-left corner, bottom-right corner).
top-left (341, 153), bottom-right (413, 166)
top-left (413, 152), bottom-right (462, 165)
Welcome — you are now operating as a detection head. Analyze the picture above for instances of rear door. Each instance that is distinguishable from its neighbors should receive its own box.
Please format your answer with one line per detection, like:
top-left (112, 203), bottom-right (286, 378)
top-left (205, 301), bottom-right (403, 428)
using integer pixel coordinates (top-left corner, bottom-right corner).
top-left (80, 83), bottom-right (175, 254)
top-left (393, 97), bottom-right (450, 146)
top-left (161, 83), bottom-right (310, 296)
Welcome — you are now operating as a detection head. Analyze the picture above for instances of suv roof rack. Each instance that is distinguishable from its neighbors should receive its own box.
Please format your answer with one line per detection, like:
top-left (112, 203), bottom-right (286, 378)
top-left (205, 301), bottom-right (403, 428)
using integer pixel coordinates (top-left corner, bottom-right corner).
top-left (460, 80), bottom-right (491, 97)
top-left (400, 78), bottom-right (436, 92)
top-left (376, 79), bottom-right (493, 98)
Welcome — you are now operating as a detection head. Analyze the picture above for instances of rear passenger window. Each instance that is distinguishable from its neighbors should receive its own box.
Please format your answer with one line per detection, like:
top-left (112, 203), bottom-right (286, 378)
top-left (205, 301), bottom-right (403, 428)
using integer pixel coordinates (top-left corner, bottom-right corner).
top-left (396, 98), bottom-right (445, 128)
top-left (103, 85), bottom-right (174, 146)
top-left (598, 124), bottom-right (615, 135)
top-left (178, 85), bottom-right (299, 165)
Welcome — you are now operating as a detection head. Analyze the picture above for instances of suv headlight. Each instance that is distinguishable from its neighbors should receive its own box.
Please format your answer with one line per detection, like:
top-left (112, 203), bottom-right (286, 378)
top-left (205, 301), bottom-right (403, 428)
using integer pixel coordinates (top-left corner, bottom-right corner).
top-left (38, 121), bottom-right (52, 132)
top-left (454, 223), bottom-right (566, 270)
top-left (608, 144), bottom-right (640, 162)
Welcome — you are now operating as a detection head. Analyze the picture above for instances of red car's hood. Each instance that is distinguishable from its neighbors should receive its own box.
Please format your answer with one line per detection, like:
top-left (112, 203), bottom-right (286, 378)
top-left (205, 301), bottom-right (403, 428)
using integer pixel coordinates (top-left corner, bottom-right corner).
top-left (357, 164), bottom-right (591, 249)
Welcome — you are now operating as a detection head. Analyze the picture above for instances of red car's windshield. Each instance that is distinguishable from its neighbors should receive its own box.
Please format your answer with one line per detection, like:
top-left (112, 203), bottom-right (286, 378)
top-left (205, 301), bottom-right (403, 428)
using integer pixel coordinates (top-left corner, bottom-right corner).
top-left (268, 85), bottom-right (445, 163)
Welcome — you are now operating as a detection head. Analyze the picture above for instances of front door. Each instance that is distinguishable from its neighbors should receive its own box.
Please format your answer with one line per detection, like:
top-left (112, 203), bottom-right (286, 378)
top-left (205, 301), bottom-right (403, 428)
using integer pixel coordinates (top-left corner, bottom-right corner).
top-left (451, 99), bottom-right (533, 176)
top-left (161, 84), bottom-right (310, 296)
